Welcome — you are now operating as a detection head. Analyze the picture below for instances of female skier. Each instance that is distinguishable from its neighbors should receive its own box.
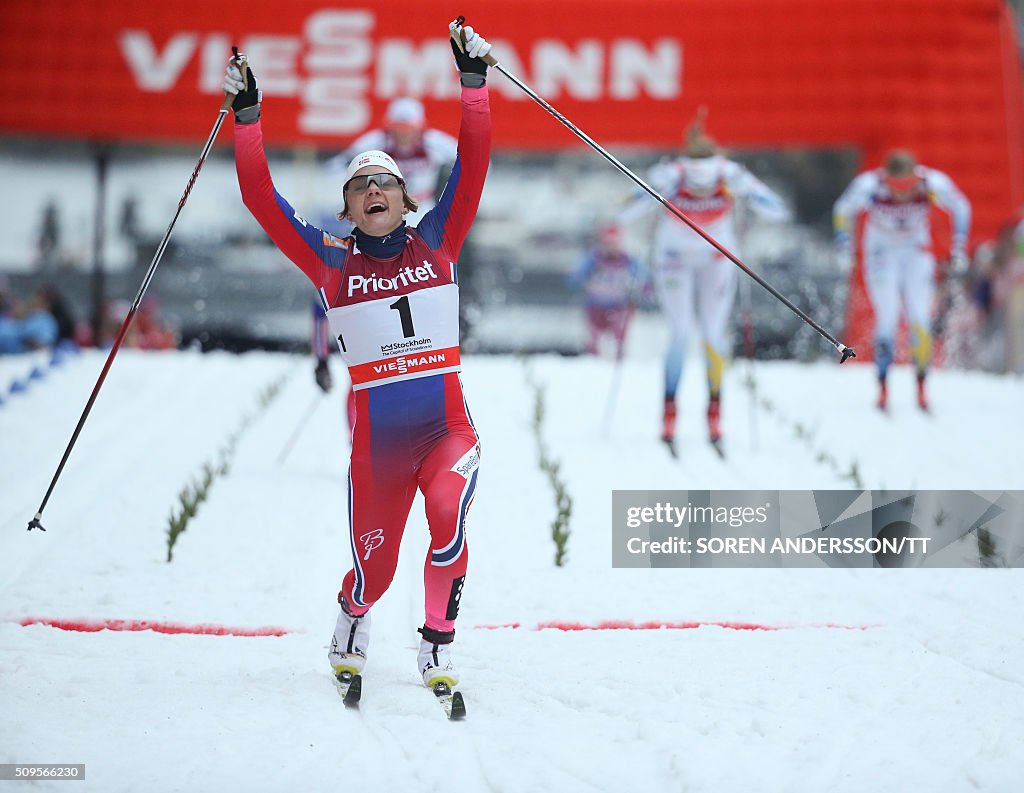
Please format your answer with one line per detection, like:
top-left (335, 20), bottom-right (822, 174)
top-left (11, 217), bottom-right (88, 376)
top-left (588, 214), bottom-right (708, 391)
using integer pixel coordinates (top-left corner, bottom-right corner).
top-left (226, 20), bottom-right (492, 695)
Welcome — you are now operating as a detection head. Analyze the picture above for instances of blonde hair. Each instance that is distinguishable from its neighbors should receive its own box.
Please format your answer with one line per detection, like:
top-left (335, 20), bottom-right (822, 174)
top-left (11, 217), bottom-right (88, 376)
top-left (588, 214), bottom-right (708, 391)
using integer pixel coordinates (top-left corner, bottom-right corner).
top-left (684, 105), bottom-right (718, 159)
top-left (884, 149), bottom-right (917, 178)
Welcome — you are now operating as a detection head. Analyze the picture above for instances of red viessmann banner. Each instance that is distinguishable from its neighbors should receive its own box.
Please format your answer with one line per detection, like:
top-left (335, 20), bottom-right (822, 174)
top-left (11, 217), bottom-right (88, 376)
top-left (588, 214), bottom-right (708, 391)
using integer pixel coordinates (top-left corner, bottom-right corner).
top-left (0, 0), bottom-right (1021, 238)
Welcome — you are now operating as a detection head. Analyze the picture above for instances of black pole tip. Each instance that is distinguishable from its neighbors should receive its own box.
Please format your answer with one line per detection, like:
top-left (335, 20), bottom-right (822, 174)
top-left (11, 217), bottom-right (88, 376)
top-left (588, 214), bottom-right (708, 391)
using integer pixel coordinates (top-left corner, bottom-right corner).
top-left (27, 517), bottom-right (45, 532)
top-left (839, 346), bottom-right (857, 364)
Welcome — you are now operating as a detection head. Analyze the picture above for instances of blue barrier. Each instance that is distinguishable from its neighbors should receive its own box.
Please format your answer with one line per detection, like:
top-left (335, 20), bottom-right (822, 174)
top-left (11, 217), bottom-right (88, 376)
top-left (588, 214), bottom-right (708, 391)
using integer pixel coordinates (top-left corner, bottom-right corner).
top-left (2, 341), bottom-right (79, 406)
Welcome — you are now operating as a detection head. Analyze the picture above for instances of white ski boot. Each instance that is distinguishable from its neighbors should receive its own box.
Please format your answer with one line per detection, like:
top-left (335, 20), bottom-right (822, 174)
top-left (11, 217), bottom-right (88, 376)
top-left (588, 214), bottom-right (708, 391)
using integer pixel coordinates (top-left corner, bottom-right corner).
top-left (328, 604), bottom-right (371, 676)
top-left (417, 627), bottom-right (458, 688)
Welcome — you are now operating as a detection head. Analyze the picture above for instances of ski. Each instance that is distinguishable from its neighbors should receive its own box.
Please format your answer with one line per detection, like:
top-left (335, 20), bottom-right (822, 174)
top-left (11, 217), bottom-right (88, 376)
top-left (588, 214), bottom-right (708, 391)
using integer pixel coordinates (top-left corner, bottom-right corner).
top-left (334, 670), bottom-right (362, 709)
top-left (333, 672), bottom-right (464, 719)
top-left (432, 681), bottom-right (466, 721)
top-left (662, 437), bottom-right (678, 459)
top-left (709, 437), bottom-right (725, 459)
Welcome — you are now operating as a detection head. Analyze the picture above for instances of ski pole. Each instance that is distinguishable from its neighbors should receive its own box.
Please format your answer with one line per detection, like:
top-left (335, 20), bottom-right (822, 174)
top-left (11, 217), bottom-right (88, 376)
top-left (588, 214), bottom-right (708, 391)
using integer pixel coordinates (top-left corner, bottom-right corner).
top-left (600, 285), bottom-right (640, 434)
top-left (27, 49), bottom-right (243, 532)
top-left (455, 17), bottom-right (856, 364)
top-left (276, 393), bottom-right (323, 465)
top-left (739, 275), bottom-right (759, 452)
top-left (601, 359), bottom-right (624, 435)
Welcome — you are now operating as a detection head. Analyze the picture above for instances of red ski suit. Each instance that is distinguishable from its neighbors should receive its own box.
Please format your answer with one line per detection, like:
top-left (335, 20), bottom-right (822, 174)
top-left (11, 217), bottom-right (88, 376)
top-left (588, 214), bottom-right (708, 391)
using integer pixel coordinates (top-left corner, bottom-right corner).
top-left (235, 86), bottom-right (490, 634)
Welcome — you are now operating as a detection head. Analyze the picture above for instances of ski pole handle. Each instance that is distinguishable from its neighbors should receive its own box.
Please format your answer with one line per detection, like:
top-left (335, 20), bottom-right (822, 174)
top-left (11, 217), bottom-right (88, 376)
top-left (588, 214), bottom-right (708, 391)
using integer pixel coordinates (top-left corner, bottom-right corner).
top-left (452, 15), bottom-right (499, 67)
top-left (220, 46), bottom-right (248, 112)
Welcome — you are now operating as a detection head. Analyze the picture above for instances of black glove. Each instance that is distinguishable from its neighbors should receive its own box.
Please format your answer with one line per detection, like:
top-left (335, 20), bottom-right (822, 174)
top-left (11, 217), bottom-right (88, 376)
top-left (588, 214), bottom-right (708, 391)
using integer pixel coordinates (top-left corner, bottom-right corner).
top-left (449, 22), bottom-right (491, 88)
top-left (314, 358), bottom-right (332, 393)
top-left (223, 57), bottom-right (261, 124)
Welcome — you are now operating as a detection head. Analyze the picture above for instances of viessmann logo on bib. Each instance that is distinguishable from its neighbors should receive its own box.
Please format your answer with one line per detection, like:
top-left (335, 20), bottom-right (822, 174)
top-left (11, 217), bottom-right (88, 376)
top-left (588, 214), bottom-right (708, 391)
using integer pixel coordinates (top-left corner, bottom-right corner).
top-left (348, 346), bottom-right (462, 386)
top-left (376, 351), bottom-right (450, 376)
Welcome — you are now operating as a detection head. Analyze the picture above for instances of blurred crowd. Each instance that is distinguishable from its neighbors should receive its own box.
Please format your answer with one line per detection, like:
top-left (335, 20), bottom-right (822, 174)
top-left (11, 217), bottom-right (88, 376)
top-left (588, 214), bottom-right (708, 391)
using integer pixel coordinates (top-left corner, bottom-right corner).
top-left (959, 212), bottom-right (1024, 374)
top-left (566, 179), bottom-right (1024, 379)
top-left (0, 278), bottom-right (74, 354)
top-left (0, 275), bottom-right (177, 356)
top-left (6, 96), bottom-right (1023, 380)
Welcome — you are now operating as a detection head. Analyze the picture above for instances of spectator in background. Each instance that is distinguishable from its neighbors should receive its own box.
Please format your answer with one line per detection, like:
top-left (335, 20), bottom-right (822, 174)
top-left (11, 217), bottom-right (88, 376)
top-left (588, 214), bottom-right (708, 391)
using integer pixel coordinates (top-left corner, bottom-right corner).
top-left (326, 97), bottom-right (458, 229)
top-left (0, 317), bottom-right (19, 354)
top-left (0, 286), bottom-right (58, 354)
top-left (0, 275), bottom-right (16, 353)
top-left (566, 223), bottom-right (645, 360)
top-left (969, 241), bottom-right (998, 319)
top-left (619, 107), bottom-right (791, 456)
top-left (19, 291), bottom-right (58, 349)
top-left (36, 200), bottom-right (61, 271)
top-left (834, 149), bottom-right (971, 411)
top-left (944, 239), bottom-right (1000, 371)
top-left (131, 297), bottom-right (177, 350)
top-left (998, 211), bottom-right (1024, 374)
top-left (96, 296), bottom-right (176, 351)
top-left (0, 274), bottom-right (11, 315)
top-left (119, 196), bottom-right (144, 269)
top-left (963, 219), bottom-right (1024, 374)
top-left (37, 284), bottom-right (76, 345)
top-left (96, 299), bottom-right (130, 349)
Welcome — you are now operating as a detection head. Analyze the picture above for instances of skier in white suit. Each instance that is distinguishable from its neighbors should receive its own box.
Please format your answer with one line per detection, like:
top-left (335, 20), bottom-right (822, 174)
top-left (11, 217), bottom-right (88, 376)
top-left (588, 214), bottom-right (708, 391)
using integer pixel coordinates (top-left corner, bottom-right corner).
top-left (833, 149), bottom-right (970, 411)
top-left (621, 109), bottom-right (790, 455)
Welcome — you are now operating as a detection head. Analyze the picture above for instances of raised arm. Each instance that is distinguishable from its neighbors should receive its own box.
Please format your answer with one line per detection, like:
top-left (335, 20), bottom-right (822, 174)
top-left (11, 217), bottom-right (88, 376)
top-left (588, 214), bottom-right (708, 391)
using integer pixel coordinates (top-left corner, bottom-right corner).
top-left (415, 22), bottom-right (493, 262)
top-left (617, 161), bottom-right (680, 224)
top-left (728, 163), bottom-right (791, 223)
top-left (226, 56), bottom-right (346, 289)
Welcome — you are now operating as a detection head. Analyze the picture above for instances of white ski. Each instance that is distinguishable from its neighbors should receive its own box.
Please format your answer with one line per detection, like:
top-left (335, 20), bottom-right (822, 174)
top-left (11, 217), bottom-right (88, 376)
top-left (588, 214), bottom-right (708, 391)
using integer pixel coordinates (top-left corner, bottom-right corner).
top-left (432, 681), bottom-right (466, 720)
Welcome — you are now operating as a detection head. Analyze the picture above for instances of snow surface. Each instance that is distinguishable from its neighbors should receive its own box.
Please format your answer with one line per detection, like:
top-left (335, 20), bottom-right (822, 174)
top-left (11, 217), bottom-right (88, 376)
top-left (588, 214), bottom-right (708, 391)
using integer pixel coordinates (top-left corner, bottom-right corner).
top-left (2, 341), bottom-right (1024, 792)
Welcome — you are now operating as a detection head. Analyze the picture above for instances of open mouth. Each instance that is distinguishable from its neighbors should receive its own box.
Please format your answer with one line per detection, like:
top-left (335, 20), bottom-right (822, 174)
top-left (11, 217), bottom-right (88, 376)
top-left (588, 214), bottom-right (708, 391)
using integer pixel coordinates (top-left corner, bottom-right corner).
top-left (366, 202), bottom-right (387, 215)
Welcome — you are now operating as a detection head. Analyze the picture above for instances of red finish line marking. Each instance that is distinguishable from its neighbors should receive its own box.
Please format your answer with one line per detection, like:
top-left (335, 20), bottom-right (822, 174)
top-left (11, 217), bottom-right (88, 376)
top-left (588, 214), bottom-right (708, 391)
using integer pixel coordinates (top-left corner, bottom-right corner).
top-left (475, 620), bottom-right (877, 632)
top-left (14, 617), bottom-right (295, 637)
top-left (13, 618), bottom-right (876, 636)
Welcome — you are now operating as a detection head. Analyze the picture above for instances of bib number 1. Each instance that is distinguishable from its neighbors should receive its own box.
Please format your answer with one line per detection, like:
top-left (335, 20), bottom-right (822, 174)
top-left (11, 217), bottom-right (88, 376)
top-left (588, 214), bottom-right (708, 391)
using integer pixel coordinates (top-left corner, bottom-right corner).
top-left (389, 295), bottom-right (415, 338)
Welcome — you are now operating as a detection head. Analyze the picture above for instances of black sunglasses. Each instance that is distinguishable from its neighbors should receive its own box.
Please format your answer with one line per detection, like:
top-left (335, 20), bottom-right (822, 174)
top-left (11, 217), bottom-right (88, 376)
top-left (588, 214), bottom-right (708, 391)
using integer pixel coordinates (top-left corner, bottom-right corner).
top-left (344, 172), bottom-right (405, 193)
